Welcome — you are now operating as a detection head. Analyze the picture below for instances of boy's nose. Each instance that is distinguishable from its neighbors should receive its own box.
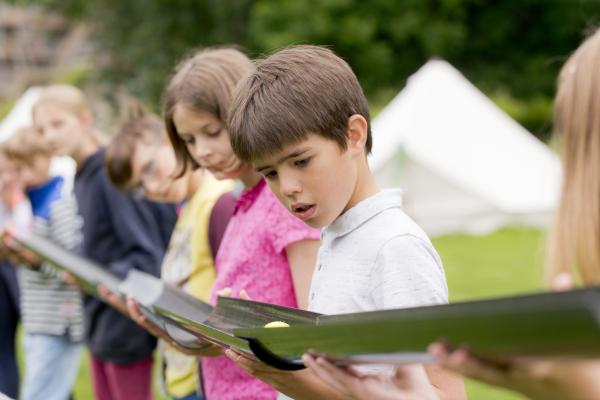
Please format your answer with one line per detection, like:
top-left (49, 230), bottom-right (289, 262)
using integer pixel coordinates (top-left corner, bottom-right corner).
top-left (280, 178), bottom-right (301, 197)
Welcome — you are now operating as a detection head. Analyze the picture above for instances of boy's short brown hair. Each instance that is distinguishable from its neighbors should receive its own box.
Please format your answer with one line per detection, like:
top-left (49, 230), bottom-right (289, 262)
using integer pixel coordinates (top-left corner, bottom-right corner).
top-left (229, 45), bottom-right (371, 162)
top-left (105, 101), bottom-right (165, 190)
top-left (3, 126), bottom-right (53, 165)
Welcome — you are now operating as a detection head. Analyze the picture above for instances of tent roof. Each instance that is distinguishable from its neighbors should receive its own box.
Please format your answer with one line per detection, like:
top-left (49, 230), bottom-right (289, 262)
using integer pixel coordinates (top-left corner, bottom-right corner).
top-left (0, 86), bottom-right (42, 141)
top-left (369, 60), bottom-right (561, 214)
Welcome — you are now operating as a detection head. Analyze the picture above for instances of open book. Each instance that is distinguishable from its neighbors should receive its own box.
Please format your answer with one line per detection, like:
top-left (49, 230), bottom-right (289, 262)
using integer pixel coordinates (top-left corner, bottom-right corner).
top-left (9, 229), bottom-right (122, 295)
top-left (118, 269), bottom-right (319, 361)
top-left (118, 269), bottom-right (600, 370)
top-left (236, 287), bottom-right (600, 367)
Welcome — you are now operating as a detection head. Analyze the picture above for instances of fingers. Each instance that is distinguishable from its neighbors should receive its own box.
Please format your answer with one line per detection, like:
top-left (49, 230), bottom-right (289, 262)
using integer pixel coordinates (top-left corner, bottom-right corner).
top-left (552, 272), bottom-right (574, 291)
top-left (302, 354), bottom-right (354, 396)
top-left (225, 349), bottom-right (260, 373)
top-left (216, 287), bottom-right (233, 297)
top-left (430, 343), bottom-right (506, 386)
top-left (126, 297), bottom-right (145, 323)
top-left (216, 287), bottom-right (252, 300)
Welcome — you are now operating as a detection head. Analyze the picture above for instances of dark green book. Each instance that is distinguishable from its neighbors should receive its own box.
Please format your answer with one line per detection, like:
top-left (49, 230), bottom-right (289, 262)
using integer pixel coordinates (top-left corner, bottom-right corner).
top-left (235, 288), bottom-right (600, 368)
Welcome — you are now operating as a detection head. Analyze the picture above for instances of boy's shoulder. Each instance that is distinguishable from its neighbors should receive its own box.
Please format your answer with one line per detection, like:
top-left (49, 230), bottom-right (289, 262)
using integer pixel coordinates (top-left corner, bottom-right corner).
top-left (326, 189), bottom-right (430, 247)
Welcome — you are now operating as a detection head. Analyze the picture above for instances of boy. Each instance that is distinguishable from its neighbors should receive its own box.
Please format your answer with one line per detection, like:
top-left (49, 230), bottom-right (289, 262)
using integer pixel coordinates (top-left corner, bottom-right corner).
top-left (1, 127), bottom-right (84, 400)
top-left (105, 105), bottom-right (235, 400)
top-left (227, 45), bottom-right (466, 399)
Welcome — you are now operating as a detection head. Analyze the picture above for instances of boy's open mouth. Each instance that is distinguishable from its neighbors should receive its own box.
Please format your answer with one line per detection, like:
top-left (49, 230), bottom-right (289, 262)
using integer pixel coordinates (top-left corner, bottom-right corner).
top-left (291, 203), bottom-right (316, 220)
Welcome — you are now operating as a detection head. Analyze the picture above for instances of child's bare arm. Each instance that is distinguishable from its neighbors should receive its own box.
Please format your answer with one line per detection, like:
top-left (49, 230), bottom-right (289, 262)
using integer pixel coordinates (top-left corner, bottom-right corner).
top-left (285, 239), bottom-right (320, 309)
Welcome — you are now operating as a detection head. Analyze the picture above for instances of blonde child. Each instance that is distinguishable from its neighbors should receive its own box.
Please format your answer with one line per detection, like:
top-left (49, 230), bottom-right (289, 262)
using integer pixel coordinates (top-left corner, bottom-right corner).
top-left (32, 85), bottom-right (176, 400)
top-left (162, 48), bottom-right (321, 400)
top-left (1, 127), bottom-right (83, 400)
top-left (105, 105), bottom-right (235, 400)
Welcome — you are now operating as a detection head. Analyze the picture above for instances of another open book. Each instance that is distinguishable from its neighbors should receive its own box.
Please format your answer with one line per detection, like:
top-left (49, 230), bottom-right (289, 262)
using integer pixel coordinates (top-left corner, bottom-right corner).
top-left (10, 229), bottom-right (122, 295)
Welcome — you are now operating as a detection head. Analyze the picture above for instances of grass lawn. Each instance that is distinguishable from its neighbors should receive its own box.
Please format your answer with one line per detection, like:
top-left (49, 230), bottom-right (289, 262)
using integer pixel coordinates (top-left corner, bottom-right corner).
top-left (433, 227), bottom-right (546, 400)
top-left (17, 227), bottom-right (546, 399)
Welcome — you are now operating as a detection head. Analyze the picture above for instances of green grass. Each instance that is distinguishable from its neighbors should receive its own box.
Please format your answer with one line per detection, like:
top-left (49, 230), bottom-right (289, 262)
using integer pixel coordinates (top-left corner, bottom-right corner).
top-left (16, 227), bottom-right (545, 399)
top-left (433, 227), bottom-right (546, 400)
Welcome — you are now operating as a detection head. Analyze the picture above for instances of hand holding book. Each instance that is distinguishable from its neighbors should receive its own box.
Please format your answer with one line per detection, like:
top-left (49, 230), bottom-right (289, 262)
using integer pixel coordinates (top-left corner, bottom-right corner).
top-left (126, 296), bottom-right (223, 356)
top-left (0, 227), bottom-right (41, 267)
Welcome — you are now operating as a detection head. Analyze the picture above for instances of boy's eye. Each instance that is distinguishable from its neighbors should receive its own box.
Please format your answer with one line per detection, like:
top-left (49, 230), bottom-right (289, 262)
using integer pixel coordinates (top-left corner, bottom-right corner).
top-left (294, 157), bottom-right (311, 168)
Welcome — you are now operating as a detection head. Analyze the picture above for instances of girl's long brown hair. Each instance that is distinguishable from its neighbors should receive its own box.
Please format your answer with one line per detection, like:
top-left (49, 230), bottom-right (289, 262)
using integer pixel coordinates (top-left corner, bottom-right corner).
top-left (548, 28), bottom-right (600, 285)
top-left (161, 47), bottom-right (254, 177)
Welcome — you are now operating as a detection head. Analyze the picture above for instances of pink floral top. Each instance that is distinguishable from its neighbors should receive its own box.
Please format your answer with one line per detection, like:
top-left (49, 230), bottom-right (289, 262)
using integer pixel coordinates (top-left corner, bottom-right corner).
top-left (201, 179), bottom-right (320, 400)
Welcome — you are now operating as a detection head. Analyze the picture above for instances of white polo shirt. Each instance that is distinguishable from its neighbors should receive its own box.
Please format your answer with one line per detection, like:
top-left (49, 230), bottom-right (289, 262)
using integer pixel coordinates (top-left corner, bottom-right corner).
top-left (308, 189), bottom-right (448, 315)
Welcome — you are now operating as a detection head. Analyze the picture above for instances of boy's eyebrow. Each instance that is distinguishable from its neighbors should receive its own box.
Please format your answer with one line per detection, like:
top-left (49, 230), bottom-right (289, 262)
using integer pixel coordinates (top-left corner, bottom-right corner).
top-left (255, 148), bottom-right (310, 173)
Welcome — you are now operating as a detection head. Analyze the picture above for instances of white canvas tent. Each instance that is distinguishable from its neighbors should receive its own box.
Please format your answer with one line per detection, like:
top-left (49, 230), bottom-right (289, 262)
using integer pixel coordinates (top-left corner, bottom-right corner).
top-left (369, 60), bottom-right (561, 236)
top-left (0, 87), bottom-right (76, 190)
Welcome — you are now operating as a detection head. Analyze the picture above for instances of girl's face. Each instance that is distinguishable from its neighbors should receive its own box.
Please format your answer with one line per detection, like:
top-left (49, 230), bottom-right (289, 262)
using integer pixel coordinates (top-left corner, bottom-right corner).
top-left (130, 138), bottom-right (189, 203)
top-left (172, 103), bottom-right (251, 180)
top-left (33, 102), bottom-right (87, 157)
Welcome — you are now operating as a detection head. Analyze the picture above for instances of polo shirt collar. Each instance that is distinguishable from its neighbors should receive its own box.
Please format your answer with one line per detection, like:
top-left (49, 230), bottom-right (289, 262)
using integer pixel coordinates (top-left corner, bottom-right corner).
top-left (323, 189), bottom-right (403, 240)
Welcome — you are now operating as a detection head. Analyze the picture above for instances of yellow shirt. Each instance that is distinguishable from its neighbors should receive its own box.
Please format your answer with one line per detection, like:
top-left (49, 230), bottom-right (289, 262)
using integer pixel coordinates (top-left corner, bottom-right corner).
top-left (160, 174), bottom-right (234, 398)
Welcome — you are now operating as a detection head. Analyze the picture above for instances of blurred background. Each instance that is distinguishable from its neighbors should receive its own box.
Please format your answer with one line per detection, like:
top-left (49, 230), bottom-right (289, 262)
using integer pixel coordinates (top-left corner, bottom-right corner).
top-left (1, 1), bottom-right (599, 399)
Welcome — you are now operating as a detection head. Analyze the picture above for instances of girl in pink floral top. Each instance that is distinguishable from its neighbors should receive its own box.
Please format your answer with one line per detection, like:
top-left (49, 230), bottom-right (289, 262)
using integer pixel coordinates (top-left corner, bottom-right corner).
top-left (162, 48), bottom-right (320, 400)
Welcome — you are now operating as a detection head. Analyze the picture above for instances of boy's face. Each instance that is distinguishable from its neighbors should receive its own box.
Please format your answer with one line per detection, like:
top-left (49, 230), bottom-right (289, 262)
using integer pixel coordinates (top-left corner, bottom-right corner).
top-left (254, 133), bottom-right (359, 228)
top-left (172, 104), bottom-right (250, 180)
top-left (129, 139), bottom-right (188, 203)
top-left (33, 103), bottom-right (86, 157)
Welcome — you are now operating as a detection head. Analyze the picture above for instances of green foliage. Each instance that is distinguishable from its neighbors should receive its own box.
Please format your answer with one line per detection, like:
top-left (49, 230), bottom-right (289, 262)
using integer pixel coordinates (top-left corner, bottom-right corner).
top-left (54, 65), bottom-right (92, 87)
top-left (14, 0), bottom-right (600, 137)
top-left (0, 100), bottom-right (16, 121)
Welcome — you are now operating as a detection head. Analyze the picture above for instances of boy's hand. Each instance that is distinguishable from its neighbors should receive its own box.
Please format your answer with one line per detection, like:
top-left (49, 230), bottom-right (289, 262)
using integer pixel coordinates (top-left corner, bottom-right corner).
top-left (303, 353), bottom-right (438, 400)
top-left (63, 272), bottom-right (85, 291)
top-left (97, 284), bottom-right (129, 316)
top-left (126, 296), bottom-right (222, 356)
top-left (225, 348), bottom-right (304, 390)
top-left (0, 229), bottom-right (41, 266)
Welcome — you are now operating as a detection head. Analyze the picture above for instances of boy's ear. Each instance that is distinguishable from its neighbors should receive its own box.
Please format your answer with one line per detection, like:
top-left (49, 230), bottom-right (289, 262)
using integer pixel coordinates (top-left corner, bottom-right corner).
top-left (346, 114), bottom-right (368, 155)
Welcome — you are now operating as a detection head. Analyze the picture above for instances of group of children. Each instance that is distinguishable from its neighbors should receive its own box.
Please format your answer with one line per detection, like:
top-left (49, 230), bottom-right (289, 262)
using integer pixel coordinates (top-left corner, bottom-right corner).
top-left (1, 26), bottom-right (600, 400)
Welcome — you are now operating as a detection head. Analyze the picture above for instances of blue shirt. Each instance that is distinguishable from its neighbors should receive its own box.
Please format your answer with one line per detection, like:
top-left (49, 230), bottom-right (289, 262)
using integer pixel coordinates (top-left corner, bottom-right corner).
top-left (27, 176), bottom-right (64, 221)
